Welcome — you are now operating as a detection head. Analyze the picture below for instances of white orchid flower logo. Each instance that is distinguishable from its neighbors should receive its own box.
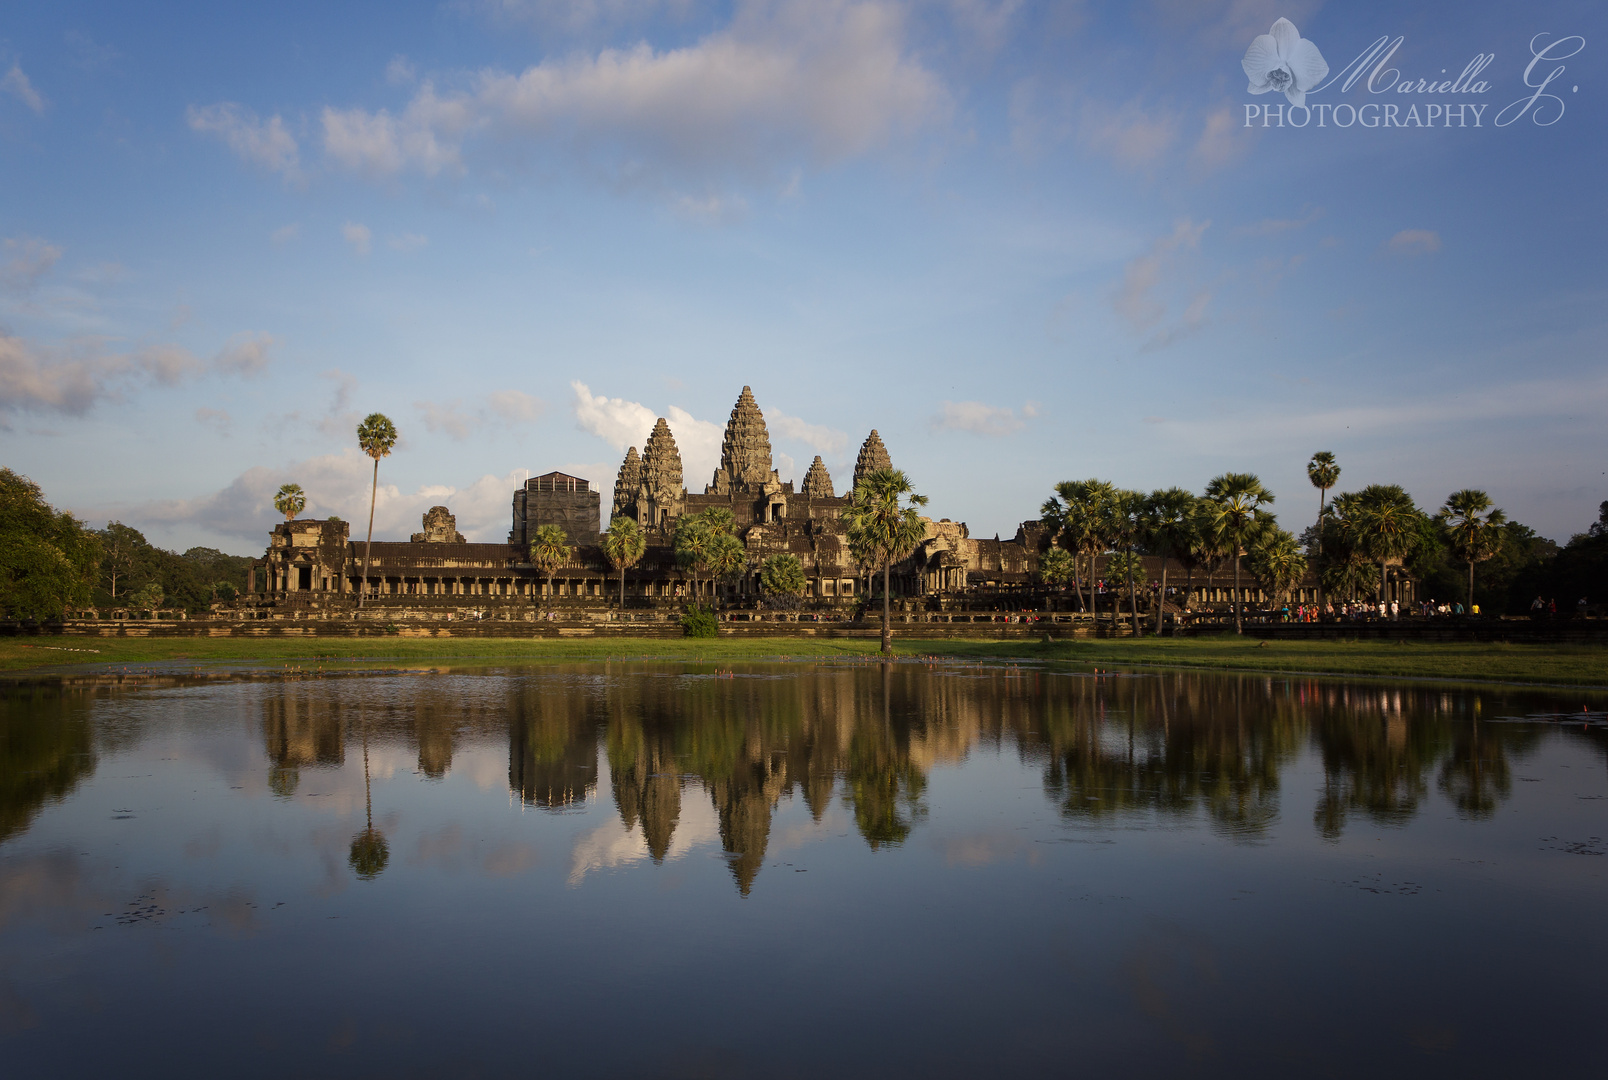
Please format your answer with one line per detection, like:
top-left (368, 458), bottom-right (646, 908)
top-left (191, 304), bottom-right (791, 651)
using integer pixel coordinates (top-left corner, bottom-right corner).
top-left (1242, 18), bottom-right (1329, 107)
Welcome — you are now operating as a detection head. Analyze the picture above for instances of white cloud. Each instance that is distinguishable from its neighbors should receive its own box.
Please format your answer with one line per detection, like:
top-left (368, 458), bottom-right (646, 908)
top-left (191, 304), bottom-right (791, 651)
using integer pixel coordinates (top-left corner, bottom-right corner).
top-left (388, 232), bottom-right (429, 252)
top-left (1, 236), bottom-right (63, 290)
top-left (186, 103), bottom-right (301, 179)
top-left (386, 55), bottom-right (418, 86)
top-left (321, 0), bottom-right (947, 192)
top-left (2, 64), bottom-right (46, 114)
top-left (569, 380), bottom-right (720, 489)
top-left (418, 390), bottom-right (547, 440)
top-left (0, 327), bottom-right (275, 421)
top-left (932, 400), bottom-right (1025, 436)
top-left (1112, 218), bottom-right (1210, 349)
top-left (270, 223), bottom-right (301, 246)
top-left (1079, 98), bottom-right (1178, 168)
top-left (571, 379), bottom-right (658, 448)
top-left (768, 406), bottom-right (848, 455)
top-left (119, 449), bottom-right (534, 547)
top-left (1386, 229), bottom-right (1441, 256)
top-left (342, 222), bottom-right (372, 255)
top-left (213, 331), bottom-right (275, 377)
top-left (486, 388), bottom-right (544, 423)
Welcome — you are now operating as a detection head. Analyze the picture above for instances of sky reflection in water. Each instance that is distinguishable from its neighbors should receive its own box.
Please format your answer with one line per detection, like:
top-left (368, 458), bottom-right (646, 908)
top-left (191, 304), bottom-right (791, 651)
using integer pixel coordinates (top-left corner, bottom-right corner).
top-left (1, 663), bottom-right (1605, 1077)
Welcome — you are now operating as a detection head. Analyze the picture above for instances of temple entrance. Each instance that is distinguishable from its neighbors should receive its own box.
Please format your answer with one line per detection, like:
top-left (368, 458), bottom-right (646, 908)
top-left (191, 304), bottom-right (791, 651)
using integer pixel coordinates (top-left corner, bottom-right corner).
top-left (297, 566), bottom-right (312, 591)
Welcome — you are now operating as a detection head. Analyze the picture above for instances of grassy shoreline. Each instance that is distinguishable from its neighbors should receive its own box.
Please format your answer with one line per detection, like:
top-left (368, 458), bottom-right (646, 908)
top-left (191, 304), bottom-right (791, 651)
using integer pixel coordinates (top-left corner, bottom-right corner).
top-left (2, 634), bottom-right (1606, 689)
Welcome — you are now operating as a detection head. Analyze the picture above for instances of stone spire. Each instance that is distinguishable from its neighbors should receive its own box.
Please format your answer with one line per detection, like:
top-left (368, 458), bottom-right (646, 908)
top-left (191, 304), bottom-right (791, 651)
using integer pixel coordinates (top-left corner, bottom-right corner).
top-left (801, 456), bottom-right (834, 499)
top-left (852, 429), bottom-right (892, 492)
top-left (641, 418), bottom-right (683, 503)
top-left (708, 385), bottom-right (774, 494)
top-left (612, 446), bottom-right (641, 516)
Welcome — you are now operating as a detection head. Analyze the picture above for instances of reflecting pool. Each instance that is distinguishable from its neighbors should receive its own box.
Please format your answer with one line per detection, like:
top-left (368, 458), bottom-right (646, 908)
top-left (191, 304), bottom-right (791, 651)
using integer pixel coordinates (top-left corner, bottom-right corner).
top-left (2, 662), bottom-right (1605, 1077)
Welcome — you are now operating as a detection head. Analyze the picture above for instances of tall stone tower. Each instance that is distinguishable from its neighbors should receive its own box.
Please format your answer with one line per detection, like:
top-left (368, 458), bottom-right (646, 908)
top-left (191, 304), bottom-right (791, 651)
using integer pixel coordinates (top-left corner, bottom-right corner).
top-left (638, 418), bottom-right (685, 529)
top-left (612, 446), bottom-right (641, 517)
top-left (706, 385), bottom-right (780, 495)
top-left (801, 456), bottom-right (834, 499)
top-left (852, 429), bottom-right (892, 492)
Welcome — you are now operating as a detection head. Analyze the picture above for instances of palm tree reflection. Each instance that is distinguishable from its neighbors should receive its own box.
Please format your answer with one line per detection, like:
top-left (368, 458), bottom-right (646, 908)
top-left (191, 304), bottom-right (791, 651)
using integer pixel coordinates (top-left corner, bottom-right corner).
top-left (349, 711), bottom-right (389, 880)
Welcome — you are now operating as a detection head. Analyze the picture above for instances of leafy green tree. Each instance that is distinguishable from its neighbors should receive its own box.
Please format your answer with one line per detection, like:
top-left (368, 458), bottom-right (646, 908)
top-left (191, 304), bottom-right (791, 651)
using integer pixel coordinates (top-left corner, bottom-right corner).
top-left (355, 413), bottom-right (398, 607)
top-left (1438, 489), bottom-right (1506, 610)
top-left (1105, 551), bottom-right (1147, 590)
top-left (214, 581), bottom-right (238, 603)
top-left (1037, 546), bottom-right (1074, 593)
top-left (529, 524), bottom-right (574, 615)
top-left (1143, 487), bottom-right (1198, 633)
top-left (1307, 451), bottom-right (1340, 604)
top-left (1352, 484), bottom-right (1424, 604)
top-left (760, 553), bottom-right (807, 607)
top-left (1204, 472), bottom-right (1276, 633)
top-left (273, 483), bottom-right (307, 521)
top-left (674, 513), bottom-right (714, 599)
top-left (131, 582), bottom-right (165, 612)
top-left (844, 468), bottom-right (929, 656)
top-left (705, 531), bottom-right (747, 604)
top-left (0, 469), bottom-right (102, 620)
top-left (100, 521), bottom-right (141, 599)
top-left (1248, 525), bottom-right (1307, 609)
top-left (600, 515), bottom-right (647, 608)
top-left (1043, 479), bottom-right (1117, 615)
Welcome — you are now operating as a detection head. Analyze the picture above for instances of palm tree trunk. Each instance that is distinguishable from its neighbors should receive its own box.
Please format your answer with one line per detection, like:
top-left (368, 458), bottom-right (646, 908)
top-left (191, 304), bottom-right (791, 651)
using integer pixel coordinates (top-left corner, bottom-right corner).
top-left (1233, 533), bottom-right (1243, 634)
top-left (619, 564), bottom-right (626, 610)
top-left (881, 561), bottom-right (892, 655)
top-left (1467, 559), bottom-right (1475, 611)
top-left (1315, 490), bottom-right (1327, 609)
top-left (360, 457), bottom-right (378, 608)
top-left (1154, 557), bottom-right (1169, 635)
top-left (1127, 554), bottom-right (1138, 638)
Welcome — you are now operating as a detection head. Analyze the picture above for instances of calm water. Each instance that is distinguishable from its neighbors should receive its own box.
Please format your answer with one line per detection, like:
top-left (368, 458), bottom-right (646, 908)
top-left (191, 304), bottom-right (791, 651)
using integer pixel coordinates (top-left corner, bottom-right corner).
top-left (2, 661), bottom-right (1605, 1078)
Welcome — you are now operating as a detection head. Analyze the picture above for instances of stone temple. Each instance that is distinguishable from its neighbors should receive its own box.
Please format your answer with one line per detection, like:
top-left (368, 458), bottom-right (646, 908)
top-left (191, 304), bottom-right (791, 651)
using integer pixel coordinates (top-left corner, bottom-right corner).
top-left (253, 386), bottom-right (1045, 614)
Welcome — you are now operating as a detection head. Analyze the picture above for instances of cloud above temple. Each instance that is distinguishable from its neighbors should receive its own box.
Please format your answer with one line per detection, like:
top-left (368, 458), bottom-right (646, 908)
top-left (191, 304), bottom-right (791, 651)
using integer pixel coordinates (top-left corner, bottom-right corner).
top-left (416, 389), bottom-right (546, 440)
top-left (109, 448), bottom-right (530, 547)
top-left (0, 329), bottom-right (277, 422)
top-left (297, 0), bottom-right (949, 195)
top-left (931, 400), bottom-right (1026, 437)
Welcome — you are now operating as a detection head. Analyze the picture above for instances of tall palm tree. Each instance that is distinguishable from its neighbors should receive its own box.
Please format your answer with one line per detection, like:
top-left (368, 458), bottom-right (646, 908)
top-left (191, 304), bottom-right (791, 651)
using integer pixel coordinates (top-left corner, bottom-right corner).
top-left (1248, 525), bottom-right (1307, 610)
top-left (1306, 451), bottom-right (1340, 606)
top-left (600, 515), bottom-right (647, 609)
top-left (1144, 487), bottom-right (1199, 634)
top-left (1438, 489), bottom-right (1506, 610)
top-left (1044, 479), bottom-right (1115, 616)
top-left (1204, 472), bottom-right (1275, 633)
top-left (844, 468), bottom-right (929, 656)
top-left (529, 524), bottom-right (573, 616)
top-left (273, 483), bottom-right (306, 522)
top-left (674, 513), bottom-right (714, 600)
top-left (1107, 489), bottom-right (1146, 636)
top-left (1353, 484), bottom-right (1422, 605)
top-left (705, 531), bottom-right (747, 607)
top-left (355, 413), bottom-right (397, 608)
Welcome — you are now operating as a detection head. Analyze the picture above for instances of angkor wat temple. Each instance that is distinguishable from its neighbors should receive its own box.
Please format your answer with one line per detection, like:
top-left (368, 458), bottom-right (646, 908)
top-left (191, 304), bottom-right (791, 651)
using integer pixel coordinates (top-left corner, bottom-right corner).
top-left (252, 386), bottom-right (1047, 618)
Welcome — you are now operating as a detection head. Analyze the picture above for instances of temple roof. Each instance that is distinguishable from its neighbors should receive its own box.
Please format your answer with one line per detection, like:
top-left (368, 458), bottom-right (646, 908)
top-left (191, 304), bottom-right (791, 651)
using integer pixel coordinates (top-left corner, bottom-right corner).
top-left (714, 385), bottom-right (773, 491)
top-left (801, 455), bottom-right (834, 498)
top-left (642, 418), bottom-right (683, 499)
top-left (852, 429), bottom-right (892, 492)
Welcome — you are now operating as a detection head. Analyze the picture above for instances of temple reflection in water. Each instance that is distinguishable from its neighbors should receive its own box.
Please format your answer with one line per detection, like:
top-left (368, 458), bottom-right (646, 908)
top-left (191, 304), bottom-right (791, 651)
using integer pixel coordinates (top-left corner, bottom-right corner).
top-left (228, 665), bottom-right (1596, 891)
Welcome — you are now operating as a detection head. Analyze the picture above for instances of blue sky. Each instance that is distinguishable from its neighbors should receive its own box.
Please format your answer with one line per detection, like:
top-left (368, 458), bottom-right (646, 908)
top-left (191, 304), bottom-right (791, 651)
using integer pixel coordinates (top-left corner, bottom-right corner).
top-left (1, 0), bottom-right (1602, 553)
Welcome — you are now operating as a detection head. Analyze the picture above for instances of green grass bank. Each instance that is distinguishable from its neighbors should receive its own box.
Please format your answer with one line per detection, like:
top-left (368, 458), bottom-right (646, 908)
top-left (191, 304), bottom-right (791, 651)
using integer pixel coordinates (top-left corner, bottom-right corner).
top-left (3, 634), bottom-right (1607, 689)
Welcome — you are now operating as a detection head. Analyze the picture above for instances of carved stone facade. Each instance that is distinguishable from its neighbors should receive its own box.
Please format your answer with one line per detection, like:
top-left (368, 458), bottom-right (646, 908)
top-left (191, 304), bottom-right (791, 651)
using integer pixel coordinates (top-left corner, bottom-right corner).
top-left (412, 506), bottom-right (466, 544)
top-left (512, 472), bottom-right (600, 549)
top-left (801, 456), bottom-right (834, 499)
top-left (852, 429), bottom-right (892, 490)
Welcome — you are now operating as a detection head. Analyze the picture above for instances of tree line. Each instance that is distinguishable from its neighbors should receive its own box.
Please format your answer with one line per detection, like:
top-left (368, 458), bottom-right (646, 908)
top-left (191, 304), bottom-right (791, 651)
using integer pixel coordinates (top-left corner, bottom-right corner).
top-left (1038, 453), bottom-right (1592, 630)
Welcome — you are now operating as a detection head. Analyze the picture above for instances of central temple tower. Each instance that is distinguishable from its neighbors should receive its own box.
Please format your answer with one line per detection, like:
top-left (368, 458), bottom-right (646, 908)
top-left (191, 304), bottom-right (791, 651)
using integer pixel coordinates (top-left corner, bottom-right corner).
top-left (706, 386), bottom-right (780, 495)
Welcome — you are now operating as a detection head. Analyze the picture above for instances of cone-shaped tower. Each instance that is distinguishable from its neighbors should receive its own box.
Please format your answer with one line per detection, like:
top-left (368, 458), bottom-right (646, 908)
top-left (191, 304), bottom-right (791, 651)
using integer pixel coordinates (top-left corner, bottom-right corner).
top-left (612, 446), bottom-right (641, 517)
top-left (707, 385), bottom-right (777, 494)
top-left (801, 455), bottom-right (834, 499)
top-left (642, 419), bottom-right (683, 501)
top-left (852, 429), bottom-right (892, 492)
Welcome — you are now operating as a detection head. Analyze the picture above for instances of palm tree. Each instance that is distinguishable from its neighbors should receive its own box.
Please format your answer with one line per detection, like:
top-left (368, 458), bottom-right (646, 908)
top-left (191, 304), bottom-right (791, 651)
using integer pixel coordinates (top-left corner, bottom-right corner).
top-left (1353, 484), bottom-right (1422, 606)
top-left (844, 468), bottom-right (929, 655)
top-left (355, 413), bottom-right (397, 608)
top-left (1038, 547), bottom-right (1074, 606)
top-left (1438, 489), bottom-right (1506, 610)
top-left (1107, 489), bottom-right (1146, 636)
top-left (759, 553), bottom-right (807, 609)
top-left (529, 524), bottom-right (573, 615)
top-left (600, 515), bottom-right (647, 609)
top-left (1203, 472), bottom-right (1275, 633)
top-left (348, 712), bottom-right (388, 880)
top-left (1248, 525), bottom-right (1307, 610)
top-left (1044, 479), bottom-right (1115, 616)
top-left (273, 483), bottom-right (307, 522)
top-left (674, 513), bottom-right (714, 600)
top-left (1307, 452), bottom-right (1340, 606)
top-left (705, 531), bottom-right (747, 607)
top-left (1143, 487), bottom-right (1198, 634)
